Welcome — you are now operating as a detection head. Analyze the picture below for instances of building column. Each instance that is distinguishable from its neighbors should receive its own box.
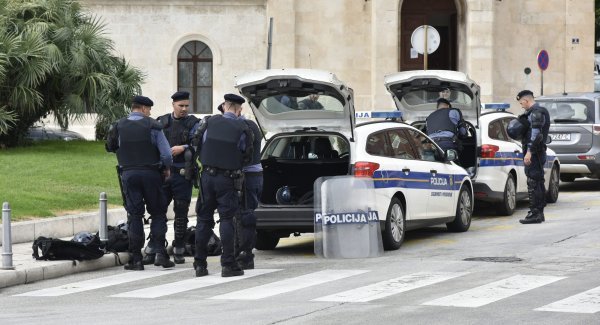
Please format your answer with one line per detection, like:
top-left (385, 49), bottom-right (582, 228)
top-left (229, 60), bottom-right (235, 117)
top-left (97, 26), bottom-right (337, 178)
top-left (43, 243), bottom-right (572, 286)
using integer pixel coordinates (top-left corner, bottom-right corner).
top-left (370, 0), bottom-right (399, 111)
top-left (465, 0), bottom-right (494, 104)
top-left (266, 0), bottom-right (296, 69)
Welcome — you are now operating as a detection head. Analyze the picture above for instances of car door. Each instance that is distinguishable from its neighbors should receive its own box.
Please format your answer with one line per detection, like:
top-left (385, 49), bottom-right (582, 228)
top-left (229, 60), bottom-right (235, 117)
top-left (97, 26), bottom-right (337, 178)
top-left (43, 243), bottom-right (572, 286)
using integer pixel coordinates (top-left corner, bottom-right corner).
top-left (496, 117), bottom-right (527, 193)
top-left (405, 129), bottom-right (455, 218)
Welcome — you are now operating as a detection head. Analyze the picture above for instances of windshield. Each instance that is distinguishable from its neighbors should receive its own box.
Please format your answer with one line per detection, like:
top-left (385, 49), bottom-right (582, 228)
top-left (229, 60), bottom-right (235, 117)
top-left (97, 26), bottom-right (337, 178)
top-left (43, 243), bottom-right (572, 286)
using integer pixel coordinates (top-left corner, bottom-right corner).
top-left (537, 100), bottom-right (595, 124)
top-left (257, 94), bottom-right (344, 115)
top-left (402, 88), bottom-right (473, 106)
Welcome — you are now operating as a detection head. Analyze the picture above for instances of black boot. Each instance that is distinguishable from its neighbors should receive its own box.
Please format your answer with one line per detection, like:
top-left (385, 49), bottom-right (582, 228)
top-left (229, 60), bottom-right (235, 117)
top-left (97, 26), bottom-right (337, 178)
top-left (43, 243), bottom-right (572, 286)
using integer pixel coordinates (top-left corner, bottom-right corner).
top-left (194, 260), bottom-right (208, 277)
top-left (236, 251), bottom-right (254, 270)
top-left (520, 211), bottom-right (543, 224)
top-left (142, 253), bottom-right (155, 265)
top-left (222, 264), bottom-right (244, 277)
top-left (173, 247), bottom-right (186, 264)
top-left (154, 253), bottom-right (176, 268)
top-left (125, 253), bottom-right (144, 271)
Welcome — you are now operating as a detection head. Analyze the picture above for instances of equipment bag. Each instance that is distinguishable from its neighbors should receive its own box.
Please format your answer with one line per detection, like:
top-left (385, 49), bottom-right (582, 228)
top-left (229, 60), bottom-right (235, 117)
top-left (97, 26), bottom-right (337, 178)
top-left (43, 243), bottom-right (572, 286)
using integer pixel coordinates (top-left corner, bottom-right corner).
top-left (183, 226), bottom-right (222, 257)
top-left (100, 225), bottom-right (129, 252)
top-left (32, 235), bottom-right (105, 261)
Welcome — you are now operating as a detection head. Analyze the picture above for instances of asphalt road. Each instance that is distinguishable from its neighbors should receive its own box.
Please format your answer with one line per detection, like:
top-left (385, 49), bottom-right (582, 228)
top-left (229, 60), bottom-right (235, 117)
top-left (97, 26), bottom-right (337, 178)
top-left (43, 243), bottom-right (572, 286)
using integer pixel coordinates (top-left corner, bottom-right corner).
top-left (1, 179), bottom-right (599, 325)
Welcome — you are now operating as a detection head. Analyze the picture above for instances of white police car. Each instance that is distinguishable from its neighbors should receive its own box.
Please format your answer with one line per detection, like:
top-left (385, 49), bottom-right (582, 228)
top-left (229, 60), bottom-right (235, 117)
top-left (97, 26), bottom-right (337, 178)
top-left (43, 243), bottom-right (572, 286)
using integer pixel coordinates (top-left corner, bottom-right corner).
top-left (384, 70), bottom-right (560, 215)
top-left (235, 69), bottom-right (473, 251)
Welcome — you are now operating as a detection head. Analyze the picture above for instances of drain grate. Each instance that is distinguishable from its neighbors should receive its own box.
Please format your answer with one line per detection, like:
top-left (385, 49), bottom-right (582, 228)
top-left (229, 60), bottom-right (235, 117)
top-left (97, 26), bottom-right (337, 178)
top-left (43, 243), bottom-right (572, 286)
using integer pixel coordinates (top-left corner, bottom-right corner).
top-left (463, 257), bottom-right (523, 263)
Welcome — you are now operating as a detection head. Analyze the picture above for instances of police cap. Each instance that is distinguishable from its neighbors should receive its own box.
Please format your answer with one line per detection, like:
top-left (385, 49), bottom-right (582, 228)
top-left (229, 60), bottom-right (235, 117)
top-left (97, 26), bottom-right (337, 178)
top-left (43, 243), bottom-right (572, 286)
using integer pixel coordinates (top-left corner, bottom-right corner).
top-left (132, 95), bottom-right (154, 107)
top-left (224, 93), bottom-right (245, 105)
top-left (437, 97), bottom-right (452, 108)
top-left (516, 90), bottom-right (534, 100)
top-left (171, 91), bottom-right (190, 102)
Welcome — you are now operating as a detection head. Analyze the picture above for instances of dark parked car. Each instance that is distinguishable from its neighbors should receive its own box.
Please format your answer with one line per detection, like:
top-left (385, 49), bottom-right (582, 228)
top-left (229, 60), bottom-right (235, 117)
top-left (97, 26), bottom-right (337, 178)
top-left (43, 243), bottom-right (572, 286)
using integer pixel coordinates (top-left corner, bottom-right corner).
top-left (537, 92), bottom-right (600, 182)
top-left (27, 126), bottom-right (86, 141)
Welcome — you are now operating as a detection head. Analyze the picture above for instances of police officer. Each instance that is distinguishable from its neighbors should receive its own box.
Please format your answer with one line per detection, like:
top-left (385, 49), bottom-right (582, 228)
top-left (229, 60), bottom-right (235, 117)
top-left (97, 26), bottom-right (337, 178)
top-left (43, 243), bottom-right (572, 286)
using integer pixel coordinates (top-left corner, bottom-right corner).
top-left (426, 97), bottom-right (467, 152)
top-left (233, 107), bottom-right (263, 270)
top-left (108, 95), bottom-right (176, 270)
top-left (142, 91), bottom-right (199, 265)
top-left (516, 90), bottom-right (550, 224)
top-left (192, 94), bottom-right (253, 277)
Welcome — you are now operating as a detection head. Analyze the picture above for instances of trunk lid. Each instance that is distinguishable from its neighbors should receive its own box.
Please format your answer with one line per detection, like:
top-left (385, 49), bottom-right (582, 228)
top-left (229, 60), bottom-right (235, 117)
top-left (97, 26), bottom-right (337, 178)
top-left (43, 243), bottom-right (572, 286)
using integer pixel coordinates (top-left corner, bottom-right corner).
top-left (383, 70), bottom-right (481, 127)
top-left (537, 98), bottom-right (596, 154)
top-left (235, 69), bottom-right (355, 140)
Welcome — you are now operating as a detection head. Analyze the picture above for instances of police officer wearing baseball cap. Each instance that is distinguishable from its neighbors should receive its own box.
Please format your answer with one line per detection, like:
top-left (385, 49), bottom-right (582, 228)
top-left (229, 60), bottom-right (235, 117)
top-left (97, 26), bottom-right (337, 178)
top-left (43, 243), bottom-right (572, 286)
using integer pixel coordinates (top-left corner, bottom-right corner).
top-left (142, 91), bottom-right (200, 265)
top-left (191, 93), bottom-right (254, 277)
top-left (107, 95), bottom-right (175, 270)
top-left (515, 90), bottom-right (550, 224)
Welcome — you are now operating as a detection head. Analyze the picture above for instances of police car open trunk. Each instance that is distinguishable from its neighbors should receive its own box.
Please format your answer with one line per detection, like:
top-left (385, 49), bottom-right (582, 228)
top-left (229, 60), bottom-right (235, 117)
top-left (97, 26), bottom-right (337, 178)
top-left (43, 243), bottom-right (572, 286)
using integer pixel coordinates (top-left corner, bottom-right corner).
top-left (384, 70), bottom-right (481, 176)
top-left (235, 69), bottom-right (355, 240)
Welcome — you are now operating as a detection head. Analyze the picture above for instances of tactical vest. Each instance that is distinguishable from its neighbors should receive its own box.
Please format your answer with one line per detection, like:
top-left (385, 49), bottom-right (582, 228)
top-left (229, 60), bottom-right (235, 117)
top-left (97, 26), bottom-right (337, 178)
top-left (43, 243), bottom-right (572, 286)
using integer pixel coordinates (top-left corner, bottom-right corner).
top-left (200, 115), bottom-right (247, 170)
top-left (523, 104), bottom-right (550, 151)
top-left (243, 119), bottom-right (262, 166)
top-left (116, 117), bottom-right (160, 169)
top-left (158, 114), bottom-right (198, 164)
top-left (426, 108), bottom-right (459, 136)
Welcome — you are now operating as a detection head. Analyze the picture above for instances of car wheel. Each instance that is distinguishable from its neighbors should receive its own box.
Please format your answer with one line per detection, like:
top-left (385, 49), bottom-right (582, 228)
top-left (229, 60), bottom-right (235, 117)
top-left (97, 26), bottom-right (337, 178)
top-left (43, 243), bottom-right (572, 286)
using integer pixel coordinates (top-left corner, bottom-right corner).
top-left (382, 197), bottom-right (405, 251)
top-left (255, 231), bottom-right (280, 250)
top-left (546, 166), bottom-right (560, 203)
top-left (496, 174), bottom-right (516, 215)
top-left (560, 175), bottom-right (575, 182)
top-left (447, 186), bottom-right (472, 232)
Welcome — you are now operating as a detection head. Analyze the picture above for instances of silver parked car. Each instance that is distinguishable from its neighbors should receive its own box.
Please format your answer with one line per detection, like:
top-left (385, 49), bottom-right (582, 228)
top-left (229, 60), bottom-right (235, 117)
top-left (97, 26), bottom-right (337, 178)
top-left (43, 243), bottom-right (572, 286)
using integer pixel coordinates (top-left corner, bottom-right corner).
top-left (537, 92), bottom-right (600, 182)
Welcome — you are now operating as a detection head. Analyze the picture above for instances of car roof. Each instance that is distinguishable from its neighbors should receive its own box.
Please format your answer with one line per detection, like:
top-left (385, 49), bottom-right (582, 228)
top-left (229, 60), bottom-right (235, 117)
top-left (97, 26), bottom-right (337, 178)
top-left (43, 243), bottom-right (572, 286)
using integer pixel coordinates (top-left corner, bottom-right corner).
top-left (537, 92), bottom-right (600, 100)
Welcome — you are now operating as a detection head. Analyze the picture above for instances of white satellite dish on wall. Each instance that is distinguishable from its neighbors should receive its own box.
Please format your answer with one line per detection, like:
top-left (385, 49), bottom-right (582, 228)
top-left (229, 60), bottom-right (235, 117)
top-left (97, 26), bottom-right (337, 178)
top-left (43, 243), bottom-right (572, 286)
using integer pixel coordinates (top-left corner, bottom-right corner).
top-left (410, 25), bottom-right (440, 55)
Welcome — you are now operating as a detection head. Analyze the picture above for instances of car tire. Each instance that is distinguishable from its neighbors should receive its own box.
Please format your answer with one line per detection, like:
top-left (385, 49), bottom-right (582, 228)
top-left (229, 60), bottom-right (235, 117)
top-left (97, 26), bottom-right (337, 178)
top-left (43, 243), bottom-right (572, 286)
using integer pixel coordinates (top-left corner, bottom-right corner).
top-left (255, 231), bottom-right (280, 250)
top-left (382, 197), bottom-right (405, 251)
top-left (447, 186), bottom-right (472, 232)
top-left (560, 175), bottom-right (575, 182)
top-left (546, 165), bottom-right (560, 203)
top-left (496, 174), bottom-right (516, 216)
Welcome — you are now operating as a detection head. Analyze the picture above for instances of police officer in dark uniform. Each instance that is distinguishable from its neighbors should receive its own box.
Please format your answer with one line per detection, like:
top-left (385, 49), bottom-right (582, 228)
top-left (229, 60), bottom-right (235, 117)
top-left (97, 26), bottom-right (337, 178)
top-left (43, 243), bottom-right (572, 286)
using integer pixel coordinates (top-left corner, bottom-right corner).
top-left (192, 94), bottom-right (253, 277)
top-left (426, 97), bottom-right (467, 153)
top-left (232, 107), bottom-right (263, 270)
top-left (142, 91), bottom-right (199, 265)
top-left (107, 95), bottom-right (176, 270)
top-left (516, 90), bottom-right (550, 224)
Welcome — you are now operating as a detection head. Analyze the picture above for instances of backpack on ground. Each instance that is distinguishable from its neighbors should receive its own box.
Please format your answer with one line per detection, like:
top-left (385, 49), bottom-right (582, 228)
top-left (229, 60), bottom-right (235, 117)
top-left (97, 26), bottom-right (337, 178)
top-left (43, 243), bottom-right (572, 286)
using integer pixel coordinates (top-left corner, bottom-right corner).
top-left (183, 226), bottom-right (222, 257)
top-left (100, 225), bottom-right (129, 252)
top-left (32, 235), bottom-right (105, 261)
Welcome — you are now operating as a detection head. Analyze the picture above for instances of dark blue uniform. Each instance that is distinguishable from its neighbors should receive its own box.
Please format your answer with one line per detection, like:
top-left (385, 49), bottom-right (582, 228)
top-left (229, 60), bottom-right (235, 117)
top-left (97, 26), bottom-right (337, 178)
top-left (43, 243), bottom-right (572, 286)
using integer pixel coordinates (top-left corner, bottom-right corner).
top-left (142, 111), bottom-right (199, 265)
top-left (427, 107), bottom-right (466, 153)
top-left (193, 109), bottom-right (252, 277)
top-left (110, 102), bottom-right (175, 270)
top-left (520, 102), bottom-right (550, 224)
top-left (236, 118), bottom-right (263, 269)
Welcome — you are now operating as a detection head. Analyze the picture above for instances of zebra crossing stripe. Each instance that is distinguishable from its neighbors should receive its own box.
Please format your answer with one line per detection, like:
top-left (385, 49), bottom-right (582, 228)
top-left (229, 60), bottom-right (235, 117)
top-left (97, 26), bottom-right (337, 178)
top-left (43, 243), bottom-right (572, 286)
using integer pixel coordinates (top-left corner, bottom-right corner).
top-left (210, 269), bottom-right (369, 300)
top-left (535, 285), bottom-right (600, 314)
top-left (313, 271), bottom-right (468, 303)
top-left (423, 275), bottom-right (566, 308)
top-left (111, 269), bottom-right (281, 298)
top-left (15, 269), bottom-right (187, 297)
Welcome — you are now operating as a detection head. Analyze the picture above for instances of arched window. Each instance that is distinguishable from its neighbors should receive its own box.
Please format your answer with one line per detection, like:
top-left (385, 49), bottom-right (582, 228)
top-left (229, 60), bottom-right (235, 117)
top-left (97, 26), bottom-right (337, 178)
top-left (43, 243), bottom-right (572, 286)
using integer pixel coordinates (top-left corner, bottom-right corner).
top-left (177, 41), bottom-right (213, 113)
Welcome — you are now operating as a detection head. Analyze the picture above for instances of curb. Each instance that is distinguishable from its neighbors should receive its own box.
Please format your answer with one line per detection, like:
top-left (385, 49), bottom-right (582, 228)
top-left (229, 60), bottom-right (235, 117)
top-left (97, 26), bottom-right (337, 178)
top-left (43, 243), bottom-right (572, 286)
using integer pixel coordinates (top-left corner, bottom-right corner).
top-left (0, 252), bottom-right (129, 289)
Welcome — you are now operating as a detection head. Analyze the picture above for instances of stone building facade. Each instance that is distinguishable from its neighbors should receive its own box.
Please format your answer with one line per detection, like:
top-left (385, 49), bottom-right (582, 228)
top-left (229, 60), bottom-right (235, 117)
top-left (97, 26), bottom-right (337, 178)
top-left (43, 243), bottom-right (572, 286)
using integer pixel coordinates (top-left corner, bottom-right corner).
top-left (66, 0), bottom-right (594, 137)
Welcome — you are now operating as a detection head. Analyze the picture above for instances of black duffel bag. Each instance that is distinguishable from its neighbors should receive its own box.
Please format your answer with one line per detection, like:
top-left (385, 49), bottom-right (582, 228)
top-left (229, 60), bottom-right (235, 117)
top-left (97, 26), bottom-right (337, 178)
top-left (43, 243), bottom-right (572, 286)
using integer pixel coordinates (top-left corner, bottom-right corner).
top-left (32, 234), bottom-right (105, 261)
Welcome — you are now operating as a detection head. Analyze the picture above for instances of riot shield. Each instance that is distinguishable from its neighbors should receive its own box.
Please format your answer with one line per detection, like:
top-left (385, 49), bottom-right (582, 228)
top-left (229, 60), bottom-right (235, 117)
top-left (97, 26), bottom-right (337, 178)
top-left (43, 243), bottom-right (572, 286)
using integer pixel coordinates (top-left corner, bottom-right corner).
top-left (314, 176), bottom-right (383, 258)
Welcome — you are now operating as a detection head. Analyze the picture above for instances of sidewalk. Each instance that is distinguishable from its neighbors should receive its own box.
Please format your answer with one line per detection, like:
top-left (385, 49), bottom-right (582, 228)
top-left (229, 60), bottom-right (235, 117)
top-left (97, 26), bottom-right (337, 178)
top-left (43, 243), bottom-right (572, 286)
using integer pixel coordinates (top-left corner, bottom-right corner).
top-left (0, 201), bottom-right (198, 289)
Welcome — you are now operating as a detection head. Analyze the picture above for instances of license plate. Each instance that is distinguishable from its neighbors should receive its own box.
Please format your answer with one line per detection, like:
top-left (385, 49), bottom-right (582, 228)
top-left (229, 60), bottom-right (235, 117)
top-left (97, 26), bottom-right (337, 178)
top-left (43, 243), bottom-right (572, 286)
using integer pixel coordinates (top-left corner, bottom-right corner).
top-left (549, 133), bottom-right (571, 141)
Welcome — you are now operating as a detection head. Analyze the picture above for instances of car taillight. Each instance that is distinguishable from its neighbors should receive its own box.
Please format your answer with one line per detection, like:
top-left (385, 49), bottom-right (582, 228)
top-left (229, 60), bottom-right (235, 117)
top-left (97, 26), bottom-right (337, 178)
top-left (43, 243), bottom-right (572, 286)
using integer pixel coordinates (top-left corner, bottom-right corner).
top-left (480, 144), bottom-right (499, 158)
top-left (353, 161), bottom-right (380, 178)
top-left (593, 125), bottom-right (600, 136)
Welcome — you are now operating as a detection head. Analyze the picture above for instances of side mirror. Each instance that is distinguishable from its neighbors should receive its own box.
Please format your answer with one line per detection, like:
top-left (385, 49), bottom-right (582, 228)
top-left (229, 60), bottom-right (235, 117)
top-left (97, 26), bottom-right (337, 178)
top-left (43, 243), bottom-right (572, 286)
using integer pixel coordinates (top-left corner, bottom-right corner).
top-left (446, 149), bottom-right (458, 162)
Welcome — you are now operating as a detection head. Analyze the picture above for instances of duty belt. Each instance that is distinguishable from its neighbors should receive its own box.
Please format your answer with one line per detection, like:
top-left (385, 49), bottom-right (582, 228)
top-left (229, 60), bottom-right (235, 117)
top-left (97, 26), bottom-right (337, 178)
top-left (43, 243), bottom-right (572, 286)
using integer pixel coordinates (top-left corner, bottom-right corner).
top-left (203, 166), bottom-right (242, 178)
